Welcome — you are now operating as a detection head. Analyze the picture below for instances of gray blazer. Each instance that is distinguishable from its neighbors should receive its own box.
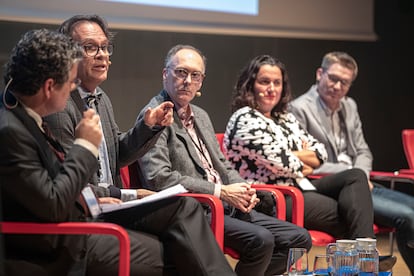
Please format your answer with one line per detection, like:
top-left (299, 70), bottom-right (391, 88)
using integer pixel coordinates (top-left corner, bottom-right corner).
top-left (289, 85), bottom-right (373, 176)
top-left (137, 90), bottom-right (244, 195)
top-left (43, 87), bottom-right (160, 196)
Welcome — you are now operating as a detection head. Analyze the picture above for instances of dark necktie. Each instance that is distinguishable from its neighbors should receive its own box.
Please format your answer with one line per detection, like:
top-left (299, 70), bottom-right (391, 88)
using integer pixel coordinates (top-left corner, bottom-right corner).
top-left (84, 94), bottom-right (104, 180)
top-left (41, 121), bottom-right (65, 162)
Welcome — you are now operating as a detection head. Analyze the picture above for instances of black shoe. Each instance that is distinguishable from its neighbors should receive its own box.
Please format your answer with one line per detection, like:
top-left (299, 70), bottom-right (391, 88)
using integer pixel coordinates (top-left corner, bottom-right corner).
top-left (379, 255), bottom-right (397, 271)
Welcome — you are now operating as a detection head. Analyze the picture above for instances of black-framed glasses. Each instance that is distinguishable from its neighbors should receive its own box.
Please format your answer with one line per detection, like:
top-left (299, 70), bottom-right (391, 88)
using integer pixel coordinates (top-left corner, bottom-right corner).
top-left (73, 78), bottom-right (82, 87)
top-left (168, 67), bottom-right (205, 83)
top-left (70, 78), bottom-right (81, 91)
top-left (82, 43), bottom-right (114, 57)
top-left (324, 71), bottom-right (352, 88)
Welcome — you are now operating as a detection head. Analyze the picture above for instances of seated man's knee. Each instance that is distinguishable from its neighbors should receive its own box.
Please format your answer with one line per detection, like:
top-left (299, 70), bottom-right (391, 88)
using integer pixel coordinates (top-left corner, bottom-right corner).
top-left (297, 228), bottom-right (312, 250)
top-left (248, 227), bottom-right (274, 254)
top-left (177, 196), bottom-right (200, 209)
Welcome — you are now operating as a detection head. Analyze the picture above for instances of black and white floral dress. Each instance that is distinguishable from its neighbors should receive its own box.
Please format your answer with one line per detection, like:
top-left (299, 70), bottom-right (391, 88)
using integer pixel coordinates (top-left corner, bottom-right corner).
top-left (224, 106), bottom-right (327, 186)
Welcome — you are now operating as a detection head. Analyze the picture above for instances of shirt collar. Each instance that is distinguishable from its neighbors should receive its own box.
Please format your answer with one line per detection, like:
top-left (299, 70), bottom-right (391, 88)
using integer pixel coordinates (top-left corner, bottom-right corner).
top-left (174, 103), bottom-right (194, 128)
top-left (317, 96), bottom-right (342, 116)
top-left (23, 104), bottom-right (43, 131)
top-left (78, 86), bottom-right (102, 100)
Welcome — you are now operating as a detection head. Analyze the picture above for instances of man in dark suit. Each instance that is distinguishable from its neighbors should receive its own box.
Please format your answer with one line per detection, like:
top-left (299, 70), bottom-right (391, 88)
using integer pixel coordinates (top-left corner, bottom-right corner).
top-left (1, 28), bottom-right (235, 275)
top-left (1, 28), bottom-right (102, 275)
top-left (137, 44), bottom-right (312, 276)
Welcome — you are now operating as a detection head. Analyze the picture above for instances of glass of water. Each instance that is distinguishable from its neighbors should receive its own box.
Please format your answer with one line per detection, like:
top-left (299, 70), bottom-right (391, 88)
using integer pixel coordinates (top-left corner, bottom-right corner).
top-left (287, 248), bottom-right (309, 275)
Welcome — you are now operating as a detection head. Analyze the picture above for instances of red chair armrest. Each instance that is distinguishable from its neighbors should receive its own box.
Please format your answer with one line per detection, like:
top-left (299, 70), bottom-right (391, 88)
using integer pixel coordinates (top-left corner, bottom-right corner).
top-left (251, 185), bottom-right (286, 220)
top-left (252, 184), bottom-right (304, 227)
top-left (178, 193), bottom-right (224, 250)
top-left (0, 222), bottom-right (130, 276)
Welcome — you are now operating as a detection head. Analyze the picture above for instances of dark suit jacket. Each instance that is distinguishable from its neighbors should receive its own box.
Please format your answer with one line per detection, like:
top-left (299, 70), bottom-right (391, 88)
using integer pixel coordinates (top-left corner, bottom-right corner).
top-left (43, 87), bottom-right (160, 197)
top-left (0, 101), bottom-right (98, 271)
top-left (137, 90), bottom-right (244, 195)
top-left (290, 85), bottom-right (373, 176)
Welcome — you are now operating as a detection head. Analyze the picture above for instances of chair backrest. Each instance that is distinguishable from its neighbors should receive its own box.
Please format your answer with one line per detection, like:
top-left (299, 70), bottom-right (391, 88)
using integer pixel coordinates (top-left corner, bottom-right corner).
top-left (402, 129), bottom-right (414, 169)
top-left (215, 133), bottom-right (225, 154)
top-left (120, 165), bottom-right (130, 188)
top-left (0, 222), bottom-right (130, 276)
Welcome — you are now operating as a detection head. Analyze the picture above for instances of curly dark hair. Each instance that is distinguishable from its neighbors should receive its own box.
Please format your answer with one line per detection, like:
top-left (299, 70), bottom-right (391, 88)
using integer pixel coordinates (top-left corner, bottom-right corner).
top-left (231, 55), bottom-right (292, 116)
top-left (4, 28), bottom-right (83, 96)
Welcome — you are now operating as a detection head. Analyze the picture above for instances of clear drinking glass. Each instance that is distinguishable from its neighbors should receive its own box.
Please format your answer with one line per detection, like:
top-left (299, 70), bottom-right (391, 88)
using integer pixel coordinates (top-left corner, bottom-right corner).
top-left (313, 254), bottom-right (331, 276)
top-left (287, 247), bottom-right (309, 275)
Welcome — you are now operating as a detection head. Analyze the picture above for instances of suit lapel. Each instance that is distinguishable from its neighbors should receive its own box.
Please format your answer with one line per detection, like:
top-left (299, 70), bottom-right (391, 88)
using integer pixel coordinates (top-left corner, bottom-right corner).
top-left (10, 104), bottom-right (60, 177)
top-left (175, 117), bottom-right (205, 170)
top-left (308, 91), bottom-right (338, 154)
top-left (338, 102), bottom-right (356, 155)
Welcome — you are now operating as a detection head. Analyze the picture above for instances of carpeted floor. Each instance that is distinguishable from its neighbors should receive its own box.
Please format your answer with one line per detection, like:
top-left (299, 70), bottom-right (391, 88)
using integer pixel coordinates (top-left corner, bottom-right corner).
top-left (226, 233), bottom-right (411, 275)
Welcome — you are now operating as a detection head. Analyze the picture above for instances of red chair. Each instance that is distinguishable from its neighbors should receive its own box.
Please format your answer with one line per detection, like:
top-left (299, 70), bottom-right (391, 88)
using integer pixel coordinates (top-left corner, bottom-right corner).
top-left (402, 129), bottom-right (414, 169)
top-left (120, 164), bottom-right (130, 188)
top-left (121, 163), bottom-right (227, 250)
top-left (366, 129), bottom-right (414, 254)
top-left (0, 222), bottom-right (130, 276)
top-left (215, 132), bottom-right (226, 153)
top-left (122, 162), bottom-right (288, 259)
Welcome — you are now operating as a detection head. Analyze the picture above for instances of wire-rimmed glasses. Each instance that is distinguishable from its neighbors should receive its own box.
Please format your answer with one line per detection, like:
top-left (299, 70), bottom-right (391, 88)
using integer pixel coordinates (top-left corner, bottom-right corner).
top-left (168, 67), bottom-right (205, 83)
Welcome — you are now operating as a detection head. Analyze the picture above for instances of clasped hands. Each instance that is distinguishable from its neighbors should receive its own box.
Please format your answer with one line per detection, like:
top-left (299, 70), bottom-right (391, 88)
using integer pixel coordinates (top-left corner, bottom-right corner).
top-left (221, 183), bottom-right (260, 213)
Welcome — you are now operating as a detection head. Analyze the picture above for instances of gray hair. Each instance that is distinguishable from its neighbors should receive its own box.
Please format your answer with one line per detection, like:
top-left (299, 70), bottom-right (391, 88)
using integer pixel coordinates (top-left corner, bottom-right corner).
top-left (164, 44), bottom-right (207, 70)
top-left (320, 51), bottom-right (358, 80)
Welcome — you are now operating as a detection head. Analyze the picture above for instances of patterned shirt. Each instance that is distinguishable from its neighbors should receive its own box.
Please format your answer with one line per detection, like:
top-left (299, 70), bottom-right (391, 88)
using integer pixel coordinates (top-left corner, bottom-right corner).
top-left (224, 106), bottom-right (327, 185)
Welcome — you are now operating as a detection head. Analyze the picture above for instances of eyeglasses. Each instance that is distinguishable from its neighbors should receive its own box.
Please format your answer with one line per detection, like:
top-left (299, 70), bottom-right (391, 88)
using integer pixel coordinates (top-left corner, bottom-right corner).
top-left (82, 43), bottom-right (114, 57)
top-left (324, 72), bottom-right (352, 88)
top-left (73, 78), bottom-right (82, 86)
top-left (71, 78), bottom-right (81, 91)
top-left (168, 67), bottom-right (205, 83)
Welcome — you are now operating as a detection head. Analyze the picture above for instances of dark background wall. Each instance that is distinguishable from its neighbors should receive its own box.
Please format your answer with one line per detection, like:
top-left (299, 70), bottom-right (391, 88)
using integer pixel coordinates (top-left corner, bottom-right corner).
top-left (0, 1), bottom-right (413, 176)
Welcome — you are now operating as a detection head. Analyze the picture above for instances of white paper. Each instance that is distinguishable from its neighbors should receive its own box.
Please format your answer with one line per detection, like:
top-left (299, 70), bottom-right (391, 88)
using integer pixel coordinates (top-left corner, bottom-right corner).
top-left (100, 184), bottom-right (188, 213)
top-left (297, 178), bottom-right (317, 191)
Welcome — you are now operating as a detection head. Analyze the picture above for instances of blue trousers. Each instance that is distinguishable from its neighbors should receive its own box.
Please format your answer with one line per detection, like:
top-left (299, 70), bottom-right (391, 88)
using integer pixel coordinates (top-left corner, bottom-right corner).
top-left (372, 184), bottom-right (414, 274)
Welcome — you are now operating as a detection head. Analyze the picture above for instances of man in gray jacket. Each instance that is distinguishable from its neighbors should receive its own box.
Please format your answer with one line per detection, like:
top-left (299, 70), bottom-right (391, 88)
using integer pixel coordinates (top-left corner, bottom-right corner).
top-left (290, 51), bottom-right (413, 273)
top-left (137, 44), bottom-right (312, 276)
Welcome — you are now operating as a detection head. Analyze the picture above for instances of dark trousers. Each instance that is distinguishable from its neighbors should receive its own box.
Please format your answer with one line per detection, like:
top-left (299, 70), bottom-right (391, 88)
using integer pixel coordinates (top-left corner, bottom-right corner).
top-left (87, 196), bottom-right (235, 276)
top-left (223, 208), bottom-right (311, 276)
top-left (302, 168), bottom-right (374, 239)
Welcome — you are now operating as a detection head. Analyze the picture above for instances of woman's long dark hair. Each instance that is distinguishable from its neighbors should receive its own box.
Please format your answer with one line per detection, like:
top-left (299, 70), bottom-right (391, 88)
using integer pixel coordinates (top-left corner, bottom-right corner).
top-left (231, 55), bottom-right (292, 116)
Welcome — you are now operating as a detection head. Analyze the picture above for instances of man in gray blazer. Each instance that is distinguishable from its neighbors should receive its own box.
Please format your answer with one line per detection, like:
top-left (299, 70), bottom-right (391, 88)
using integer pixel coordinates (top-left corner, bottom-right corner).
top-left (137, 44), bottom-right (312, 276)
top-left (290, 51), bottom-right (413, 273)
top-left (43, 15), bottom-right (236, 276)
